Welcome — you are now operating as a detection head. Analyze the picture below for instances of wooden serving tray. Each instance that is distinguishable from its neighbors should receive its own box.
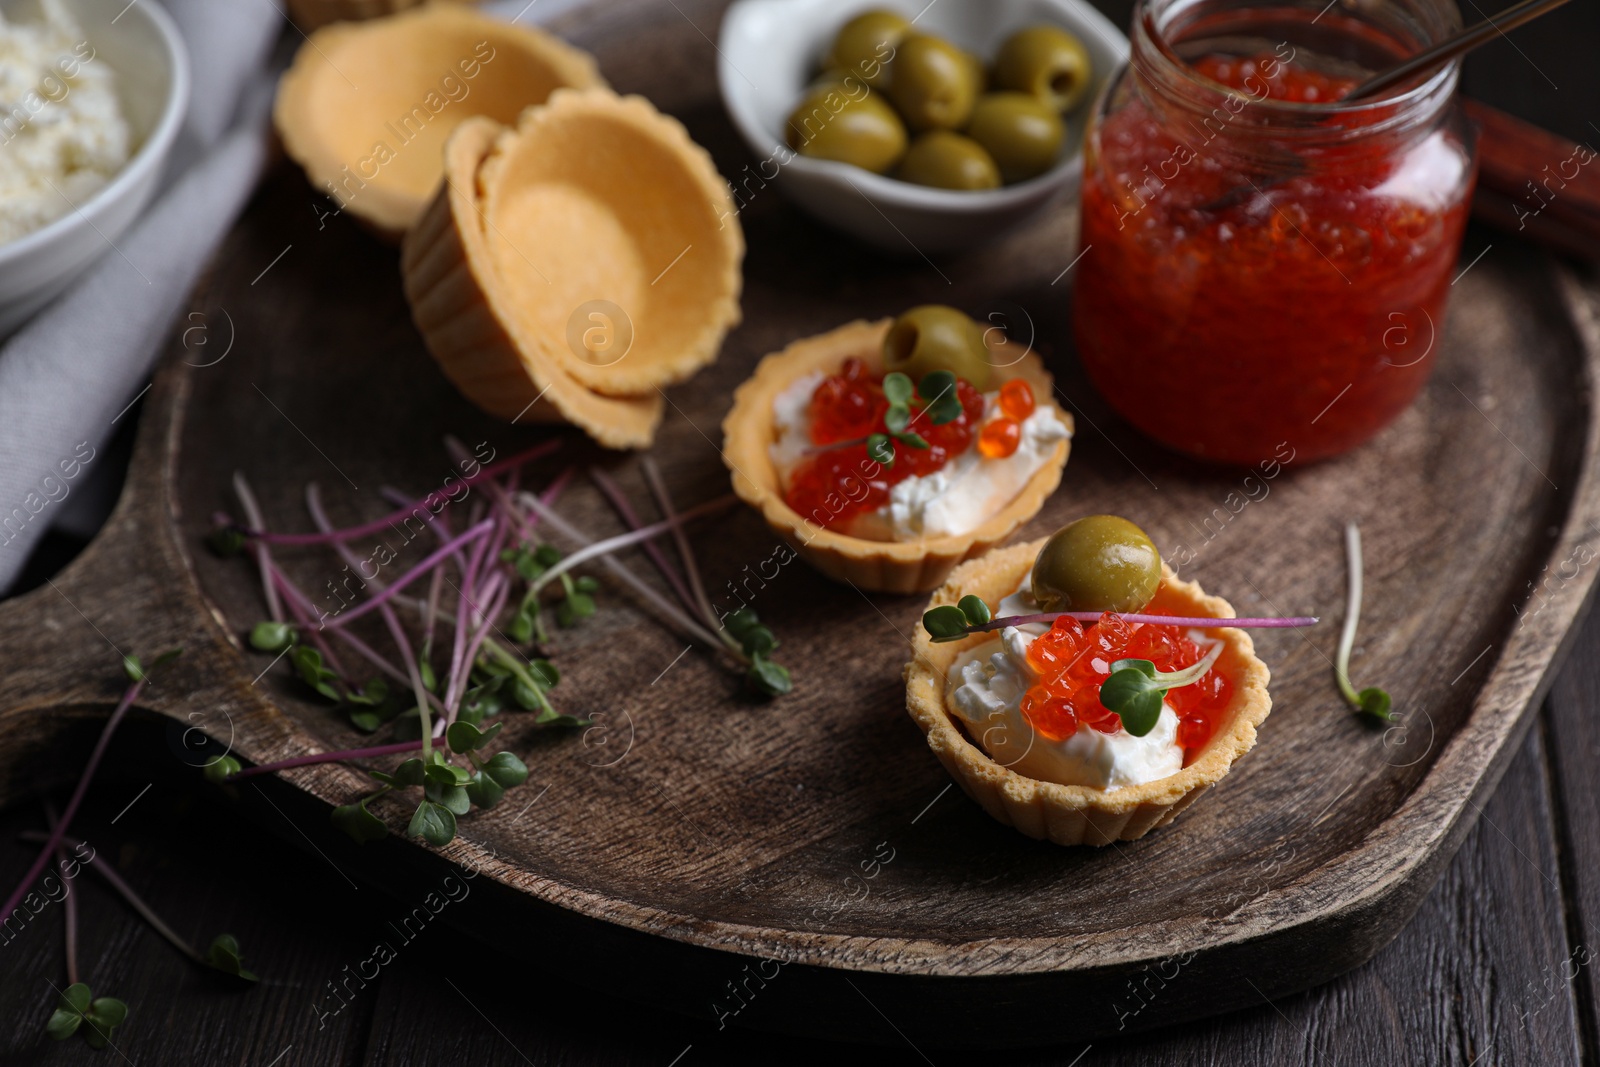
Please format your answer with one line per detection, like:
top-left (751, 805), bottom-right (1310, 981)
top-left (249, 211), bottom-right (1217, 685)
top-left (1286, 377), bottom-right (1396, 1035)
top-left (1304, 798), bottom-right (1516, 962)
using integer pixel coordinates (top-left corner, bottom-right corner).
top-left (4, 0), bottom-right (1600, 1048)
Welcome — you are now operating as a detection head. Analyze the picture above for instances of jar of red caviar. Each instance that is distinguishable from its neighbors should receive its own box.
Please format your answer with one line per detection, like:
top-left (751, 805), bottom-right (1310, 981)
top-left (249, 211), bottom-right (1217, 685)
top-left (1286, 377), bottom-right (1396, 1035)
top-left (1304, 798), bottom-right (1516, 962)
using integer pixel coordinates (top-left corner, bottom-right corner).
top-left (1073, 0), bottom-right (1477, 464)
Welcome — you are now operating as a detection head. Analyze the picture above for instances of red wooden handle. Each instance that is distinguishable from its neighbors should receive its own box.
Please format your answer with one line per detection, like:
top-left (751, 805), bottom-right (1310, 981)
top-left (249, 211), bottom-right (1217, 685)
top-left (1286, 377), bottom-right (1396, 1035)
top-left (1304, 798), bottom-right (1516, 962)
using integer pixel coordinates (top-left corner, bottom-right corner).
top-left (1465, 98), bottom-right (1600, 260)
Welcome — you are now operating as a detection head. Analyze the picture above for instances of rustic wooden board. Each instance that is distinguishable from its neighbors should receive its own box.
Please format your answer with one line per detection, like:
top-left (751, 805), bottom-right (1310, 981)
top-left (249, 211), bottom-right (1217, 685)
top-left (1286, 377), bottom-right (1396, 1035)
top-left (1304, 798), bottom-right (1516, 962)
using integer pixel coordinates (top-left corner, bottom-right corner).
top-left (3, 0), bottom-right (1600, 1048)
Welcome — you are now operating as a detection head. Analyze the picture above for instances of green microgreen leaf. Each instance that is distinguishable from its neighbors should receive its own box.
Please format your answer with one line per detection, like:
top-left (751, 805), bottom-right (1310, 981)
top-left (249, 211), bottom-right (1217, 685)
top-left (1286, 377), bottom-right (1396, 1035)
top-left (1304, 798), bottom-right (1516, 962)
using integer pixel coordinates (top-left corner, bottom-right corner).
top-left (424, 780), bottom-right (471, 815)
top-left (419, 659), bottom-right (438, 693)
top-left (478, 750), bottom-right (529, 789)
top-left (957, 595), bottom-right (991, 626)
top-left (290, 646), bottom-right (342, 702)
top-left (331, 796), bottom-right (389, 843)
top-left (534, 544), bottom-right (562, 568)
top-left (922, 604), bottom-right (971, 641)
top-left (1098, 646), bottom-right (1224, 736)
top-left (1357, 686), bottom-right (1393, 721)
top-left (465, 770), bottom-right (505, 809)
top-left (884, 405), bottom-right (911, 434)
top-left (248, 621), bottom-right (296, 653)
top-left (446, 720), bottom-right (503, 754)
top-left (408, 799), bottom-right (456, 846)
top-left (422, 751), bottom-right (473, 787)
top-left (866, 433), bottom-right (895, 467)
top-left (748, 651), bottom-right (792, 697)
top-left (528, 659), bottom-right (560, 687)
top-left (507, 609), bottom-right (535, 644)
top-left (534, 709), bottom-right (591, 728)
top-left (882, 371), bottom-right (914, 406)
top-left (895, 430), bottom-right (929, 450)
top-left (122, 655), bottom-right (144, 683)
top-left (202, 756), bottom-right (241, 785)
top-left (207, 527), bottom-right (246, 557)
top-left (919, 371), bottom-right (962, 424)
top-left (371, 757), bottom-right (426, 788)
top-left (203, 934), bottom-right (259, 982)
top-left (557, 591), bottom-right (596, 628)
top-left (345, 678), bottom-right (389, 706)
top-left (83, 997), bottom-right (127, 1049)
top-left (47, 983), bottom-right (92, 1041)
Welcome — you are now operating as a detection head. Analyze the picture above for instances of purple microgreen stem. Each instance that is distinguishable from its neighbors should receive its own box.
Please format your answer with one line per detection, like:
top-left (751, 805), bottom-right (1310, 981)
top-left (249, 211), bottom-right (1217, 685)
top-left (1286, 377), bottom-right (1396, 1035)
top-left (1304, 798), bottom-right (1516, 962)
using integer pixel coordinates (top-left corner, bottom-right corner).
top-left (512, 487), bottom-right (731, 656)
top-left (236, 440), bottom-right (561, 546)
top-left (19, 829), bottom-right (205, 965)
top-left (527, 495), bottom-right (737, 598)
top-left (320, 519), bottom-right (495, 629)
top-left (1, 673), bottom-right (144, 928)
top-left (223, 740), bottom-right (426, 782)
top-left (42, 804), bottom-right (78, 986)
top-left (641, 458), bottom-right (729, 648)
top-left (589, 468), bottom-right (698, 614)
top-left (232, 473), bottom-right (284, 623)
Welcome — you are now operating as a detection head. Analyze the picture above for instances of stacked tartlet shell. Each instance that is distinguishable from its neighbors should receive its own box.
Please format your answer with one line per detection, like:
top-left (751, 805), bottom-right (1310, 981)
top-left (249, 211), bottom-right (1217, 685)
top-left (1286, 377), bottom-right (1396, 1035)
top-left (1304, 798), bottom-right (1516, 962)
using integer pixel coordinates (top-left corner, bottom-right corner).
top-left (904, 542), bottom-right (1274, 846)
top-left (401, 91), bottom-right (744, 448)
top-left (721, 319), bottom-right (1071, 593)
top-left (274, 6), bottom-right (606, 240)
top-left (285, 0), bottom-right (476, 32)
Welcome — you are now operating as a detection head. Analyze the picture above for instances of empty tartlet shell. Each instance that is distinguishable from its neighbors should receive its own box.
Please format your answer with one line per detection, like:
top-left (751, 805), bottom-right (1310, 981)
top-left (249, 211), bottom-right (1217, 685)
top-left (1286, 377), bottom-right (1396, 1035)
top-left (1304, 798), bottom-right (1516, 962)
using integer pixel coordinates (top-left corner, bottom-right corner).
top-left (401, 115), bottom-right (664, 448)
top-left (285, 0), bottom-right (474, 32)
top-left (472, 89), bottom-right (744, 396)
top-left (904, 541), bottom-right (1273, 846)
top-left (274, 6), bottom-right (605, 240)
top-left (720, 320), bottom-right (1072, 593)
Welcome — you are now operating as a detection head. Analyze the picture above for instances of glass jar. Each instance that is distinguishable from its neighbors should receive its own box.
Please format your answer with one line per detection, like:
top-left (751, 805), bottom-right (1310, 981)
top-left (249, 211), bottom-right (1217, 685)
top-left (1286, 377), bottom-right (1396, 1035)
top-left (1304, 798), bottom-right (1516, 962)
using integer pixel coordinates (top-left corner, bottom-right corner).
top-left (1072, 0), bottom-right (1478, 464)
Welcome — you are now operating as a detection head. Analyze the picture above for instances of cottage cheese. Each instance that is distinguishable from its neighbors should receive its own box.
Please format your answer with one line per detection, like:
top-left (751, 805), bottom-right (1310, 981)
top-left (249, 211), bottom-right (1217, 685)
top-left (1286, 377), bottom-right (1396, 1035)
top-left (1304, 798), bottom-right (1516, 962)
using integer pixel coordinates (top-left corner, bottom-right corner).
top-left (0, 0), bottom-right (129, 246)
top-left (946, 576), bottom-right (1188, 791)
top-left (769, 372), bottom-right (1071, 540)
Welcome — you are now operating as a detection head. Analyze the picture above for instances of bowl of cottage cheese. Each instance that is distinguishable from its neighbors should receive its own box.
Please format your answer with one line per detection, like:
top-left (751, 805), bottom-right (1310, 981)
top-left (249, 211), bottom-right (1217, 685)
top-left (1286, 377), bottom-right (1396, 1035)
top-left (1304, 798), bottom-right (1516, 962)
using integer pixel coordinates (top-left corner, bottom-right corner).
top-left (0, 0), bottom-right (189, 334)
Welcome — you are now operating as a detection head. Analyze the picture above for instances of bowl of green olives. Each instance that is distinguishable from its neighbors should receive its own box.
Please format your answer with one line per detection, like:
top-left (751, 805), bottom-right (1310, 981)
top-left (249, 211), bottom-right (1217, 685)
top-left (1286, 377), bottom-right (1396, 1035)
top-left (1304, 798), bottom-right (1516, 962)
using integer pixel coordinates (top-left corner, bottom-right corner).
top-left (717, 0), bottom-right (1127, 253)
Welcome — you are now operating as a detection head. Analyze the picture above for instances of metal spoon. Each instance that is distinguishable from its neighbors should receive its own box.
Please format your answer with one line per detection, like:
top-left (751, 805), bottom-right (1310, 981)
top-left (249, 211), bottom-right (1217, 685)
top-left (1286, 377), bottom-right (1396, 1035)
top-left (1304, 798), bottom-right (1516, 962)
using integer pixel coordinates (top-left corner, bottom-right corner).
top-left (1195, 0), bottom-right (1572, 211)
top-left (1344, 0), bottom-right (1574, 101)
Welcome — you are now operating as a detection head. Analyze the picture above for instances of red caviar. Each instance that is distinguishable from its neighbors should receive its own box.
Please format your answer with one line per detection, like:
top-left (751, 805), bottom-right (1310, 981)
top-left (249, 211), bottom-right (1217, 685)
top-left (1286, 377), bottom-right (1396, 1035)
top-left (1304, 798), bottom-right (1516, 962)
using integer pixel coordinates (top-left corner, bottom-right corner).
top-left (786, 364), bottom-right (1029, 530)
top-left (1074, 48), bottom-right (1475, 464)
top-left (1018, 613), bottom-right (1233, 756)
top-left (977, 417), bottom-right (1022, 458)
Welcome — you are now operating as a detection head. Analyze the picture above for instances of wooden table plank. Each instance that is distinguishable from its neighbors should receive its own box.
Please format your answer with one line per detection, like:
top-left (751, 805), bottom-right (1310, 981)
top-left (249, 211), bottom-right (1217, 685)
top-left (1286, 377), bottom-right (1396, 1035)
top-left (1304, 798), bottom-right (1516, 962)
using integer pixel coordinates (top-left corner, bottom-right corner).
top-left (0, 724), bottom-right (380, 1066)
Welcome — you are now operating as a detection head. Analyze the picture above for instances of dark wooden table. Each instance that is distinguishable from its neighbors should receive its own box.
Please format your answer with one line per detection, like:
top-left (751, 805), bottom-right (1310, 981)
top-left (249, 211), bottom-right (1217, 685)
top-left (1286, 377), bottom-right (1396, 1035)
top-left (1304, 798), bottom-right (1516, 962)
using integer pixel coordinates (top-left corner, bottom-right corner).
top-left (5, 3), bottom-right (1600, 1063)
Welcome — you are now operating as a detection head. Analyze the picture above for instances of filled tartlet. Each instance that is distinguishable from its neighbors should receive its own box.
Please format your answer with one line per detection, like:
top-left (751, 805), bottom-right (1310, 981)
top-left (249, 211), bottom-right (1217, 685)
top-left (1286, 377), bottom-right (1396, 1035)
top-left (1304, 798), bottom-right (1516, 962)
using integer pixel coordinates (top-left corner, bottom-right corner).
top-left (722, 307), bottom-right (1072, 593)
top-left (905, 517), bottom-right (1273, 845)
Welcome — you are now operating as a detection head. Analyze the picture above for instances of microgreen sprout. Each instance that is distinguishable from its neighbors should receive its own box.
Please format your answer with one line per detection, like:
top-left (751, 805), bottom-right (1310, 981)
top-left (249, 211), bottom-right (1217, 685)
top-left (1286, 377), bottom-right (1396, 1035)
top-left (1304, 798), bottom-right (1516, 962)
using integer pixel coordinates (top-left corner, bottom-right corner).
top-left (1098, 644), bottom-right (1224, 736)
top-left (47, 984), bottom-right (126, 1050)
top-left (222, 437), bottom-right (792, 849)
top-left (1335, 521), bottom-right (1393, 722)
top-left (856, 371), bottom-right (961, 468)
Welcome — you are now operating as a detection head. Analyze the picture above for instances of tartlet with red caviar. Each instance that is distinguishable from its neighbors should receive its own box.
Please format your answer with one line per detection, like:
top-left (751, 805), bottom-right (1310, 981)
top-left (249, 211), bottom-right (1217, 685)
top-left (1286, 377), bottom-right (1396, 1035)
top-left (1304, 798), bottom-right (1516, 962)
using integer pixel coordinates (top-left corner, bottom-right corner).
top-left (905, 518), bottom-right (1273, 845)
top-left (721, 308), bottom-right (1073, 594)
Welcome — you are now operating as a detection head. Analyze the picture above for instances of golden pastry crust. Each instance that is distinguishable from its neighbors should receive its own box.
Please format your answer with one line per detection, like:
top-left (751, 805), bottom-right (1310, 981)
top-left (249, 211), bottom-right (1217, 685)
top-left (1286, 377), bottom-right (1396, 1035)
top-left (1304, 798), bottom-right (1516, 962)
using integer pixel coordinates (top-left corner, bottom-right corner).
top-left (904, 541), bottom-right (1273, 845)
top-left (274, 6), bottom-right (605, 240)
top-left (401, 115), bottom-right (664, 448)
top-left (721, 320), bottom-right (1072, 594)
top-left (474, 90), bottom-right (744, 396)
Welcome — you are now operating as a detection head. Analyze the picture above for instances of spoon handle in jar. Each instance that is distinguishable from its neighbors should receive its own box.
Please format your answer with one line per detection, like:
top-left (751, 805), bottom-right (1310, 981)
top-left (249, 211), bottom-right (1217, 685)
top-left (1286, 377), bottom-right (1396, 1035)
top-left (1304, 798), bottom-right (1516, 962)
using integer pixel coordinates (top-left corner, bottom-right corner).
top-left (1345, 0), bottom-right (1575, 101)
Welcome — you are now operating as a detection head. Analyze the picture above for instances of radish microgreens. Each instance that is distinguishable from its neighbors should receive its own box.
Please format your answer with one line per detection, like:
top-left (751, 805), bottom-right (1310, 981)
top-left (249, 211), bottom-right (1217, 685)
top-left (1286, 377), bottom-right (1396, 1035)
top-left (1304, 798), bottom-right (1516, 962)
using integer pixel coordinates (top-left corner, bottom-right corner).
top-left (1098, 644), bottom-right (1224, 736)
top-left (1335, 522), bottom-right (1393, 722)
top-left (864, 370), bottom-right (961, 468)
top-left (216, 440), bottom-right (793, 847)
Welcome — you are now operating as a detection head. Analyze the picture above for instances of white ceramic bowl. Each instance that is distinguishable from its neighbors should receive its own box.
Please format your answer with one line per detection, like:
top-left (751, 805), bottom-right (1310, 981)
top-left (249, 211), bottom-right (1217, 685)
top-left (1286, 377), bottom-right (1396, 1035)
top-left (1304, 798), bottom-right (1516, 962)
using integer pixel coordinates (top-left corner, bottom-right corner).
top-left (718, 0), bottom-right (1127, 254)
top-left (0, 0), bottom-right (190, 336)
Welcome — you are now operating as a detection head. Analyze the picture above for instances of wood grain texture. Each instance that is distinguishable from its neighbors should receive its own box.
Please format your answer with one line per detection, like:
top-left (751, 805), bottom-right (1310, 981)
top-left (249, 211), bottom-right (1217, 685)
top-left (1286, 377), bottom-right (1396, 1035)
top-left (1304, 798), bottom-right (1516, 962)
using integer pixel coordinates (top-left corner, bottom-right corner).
top-left (1, 0), bottom-right (1600, 1049)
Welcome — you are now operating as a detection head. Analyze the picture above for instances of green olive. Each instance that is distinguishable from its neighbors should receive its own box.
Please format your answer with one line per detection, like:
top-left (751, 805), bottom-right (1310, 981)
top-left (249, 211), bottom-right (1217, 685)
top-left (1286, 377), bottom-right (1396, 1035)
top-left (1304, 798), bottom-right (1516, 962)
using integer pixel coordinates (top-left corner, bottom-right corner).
top-left (882, 305), bottom-right (991, 390)
top-left (826, 9), bottom-right (909, 88)
top-left (786, 86), bottom-right (908, 174)
top-left (897, 130), bottom-right (1001, 190)
top-left (992, 24), bottom-right (1093, 112)
top-left (1031, 516), bottom-right (1162, 615)
top-left (965, 92), bottom-right (1065, 182)
top-left (886, 32), bottom-right (980, 131)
